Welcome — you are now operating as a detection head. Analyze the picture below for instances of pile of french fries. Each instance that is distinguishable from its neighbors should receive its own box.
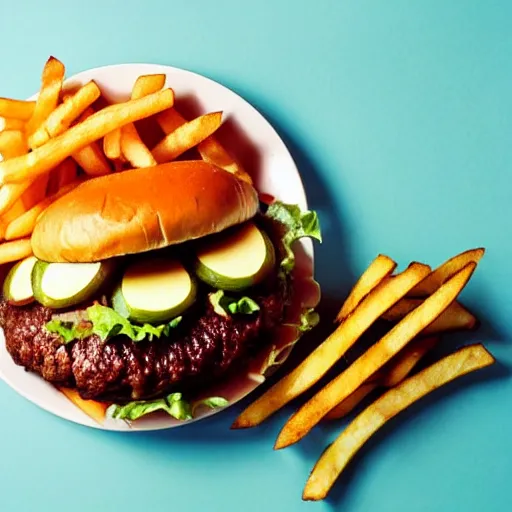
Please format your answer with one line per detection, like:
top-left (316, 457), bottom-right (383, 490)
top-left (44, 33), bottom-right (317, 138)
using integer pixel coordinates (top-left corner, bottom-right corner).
top-left (0, 56), bottom-right (252, 268)
top-left (232, 248), bottom-right (495, 501)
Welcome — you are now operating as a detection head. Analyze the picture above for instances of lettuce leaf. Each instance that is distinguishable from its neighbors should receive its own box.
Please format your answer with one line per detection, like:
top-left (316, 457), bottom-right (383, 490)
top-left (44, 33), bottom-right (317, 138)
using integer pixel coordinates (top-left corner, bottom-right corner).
top-left (299, 308), bottom-right (320, 332)
top-left (265, 202), bottom-right (322, 273)
top-left (46, 304), bottom-right (182, 344)
top-left (209, 290), bottom-right (260, 317)
top-left (106, 393), bottom-right (229, 422)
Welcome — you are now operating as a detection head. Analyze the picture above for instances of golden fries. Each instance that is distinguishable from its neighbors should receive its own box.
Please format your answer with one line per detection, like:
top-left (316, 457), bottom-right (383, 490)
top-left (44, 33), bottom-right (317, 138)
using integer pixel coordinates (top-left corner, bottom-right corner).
top-left (59, 387), bottom-right (108, 425)
top-left (0, 238), bottom-right (32, 264)
top-left (118, 74), bottom-right (164, 169)
top-left (25, 57), bottom-right (65, 137)
top-left (0, 88), bottom-right (174, 184)
top-left (383, 298), bottom-right (477, 335)
top-left (231, 263), bottom-right (430, 429)
top-left (410, 248), bottom-right (485, 296)
top-left (0, 117), bottom-right (25, 132)
top-left (157, 108), bottom-right (252, 183)
top-left (30, 80), bottom-right (101, 148)
top-left (131, 74), bottom-right (166, 100)
top-left (303, 344), bottom-right (494, 501)
top-left (324, 382), bottom-right (378, 420)
top-left (336, 254), bottom-right (396, 322)
top-left (103, 128), bottom-right (122, 160)
top-left (152, 111), bottom-right (223, 163)
top-left (0, 130), bottom-right (28, 160)
top-left (5, 179), bottom-right (81, 240)
top-left (274, 263), bottom-right (476, 449)
top-left (0, 182), bottom-right (33, 216)
top-left (0, 98), bottom-right (35, 120)
top-left (48, 158), bottom-right (77, 194)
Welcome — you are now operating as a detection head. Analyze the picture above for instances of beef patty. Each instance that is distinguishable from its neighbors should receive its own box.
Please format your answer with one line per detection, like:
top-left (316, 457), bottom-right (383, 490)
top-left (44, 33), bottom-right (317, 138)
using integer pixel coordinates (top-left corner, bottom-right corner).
top-left (0, 279), bottom-right (286, 403)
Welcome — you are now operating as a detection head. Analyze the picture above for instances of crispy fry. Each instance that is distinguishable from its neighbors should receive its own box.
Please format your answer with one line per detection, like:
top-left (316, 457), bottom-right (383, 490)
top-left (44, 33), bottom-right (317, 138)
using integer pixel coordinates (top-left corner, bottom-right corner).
top-left (117, 74), bottom-right (164, 169)
top-left (103, 128), bottom-right (122, 160)
top-left (47, 158), bottom-right (78, 194)
top-left (157, 108), bottom-right (252, 183)
top-left (303, 344), bottom-right (494, 501)
top-left (131, 74), bottom-right (166, 100)
top-left (152, 111), bottom-right (222, 163)
top-left (120, 123), bottom-right (156, 168)
top-left (410, 248), bottom-right (485, 297)
top-left (324, 336), bottom-right (438, 421)
top-left (59, 387), bottom-right (108, 425)
top-left (0, 117), bottom-right (25, 132)
top-left (29, 81), bottom-right (101, 148)
top-left (0, 238), bottom-right (32, 264)
top-left (324, 382), bottom-right (378, 421)
top-left (5, 179), bottom-right (81, 240)
top-left (383, 298), bottom-right (477, 335)
top-left (0, 88), bottom-right (174, 184)
top-left (25, 57), bottom-right (65, 137)
top-left (0, 98), bottom-right (35, 120)
top-left (274, 263), bottom-right (476, 449)
top-left (336, 254), bottom-right (396, 323)
top-left (382, 336), bottom-right (439, 387)
top-left (0, 130), bottom-right (28, 159)
top-left (0, 182), bottom-right (33, 215)
top-left (231, 263), bottom-right (430, 429)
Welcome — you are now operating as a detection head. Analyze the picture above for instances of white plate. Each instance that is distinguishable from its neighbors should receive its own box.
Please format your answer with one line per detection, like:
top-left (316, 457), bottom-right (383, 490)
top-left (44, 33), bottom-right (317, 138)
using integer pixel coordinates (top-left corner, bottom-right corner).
top-left (0, 63), bottom-right (319, 431)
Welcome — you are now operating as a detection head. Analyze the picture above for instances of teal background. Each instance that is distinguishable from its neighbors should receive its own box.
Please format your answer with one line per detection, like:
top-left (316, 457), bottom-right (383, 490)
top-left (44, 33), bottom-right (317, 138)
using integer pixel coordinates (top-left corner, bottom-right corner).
top-left (0, 1), bottom-right (511, 510)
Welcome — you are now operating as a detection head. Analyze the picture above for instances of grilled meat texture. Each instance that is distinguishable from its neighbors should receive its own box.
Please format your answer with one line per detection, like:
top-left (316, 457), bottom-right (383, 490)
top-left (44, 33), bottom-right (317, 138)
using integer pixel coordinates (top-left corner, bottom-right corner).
top-left (0, 282), bottom-right (285, 403)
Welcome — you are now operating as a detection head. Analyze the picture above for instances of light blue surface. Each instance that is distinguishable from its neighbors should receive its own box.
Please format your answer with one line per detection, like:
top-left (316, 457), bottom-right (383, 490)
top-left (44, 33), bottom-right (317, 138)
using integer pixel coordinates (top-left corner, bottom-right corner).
top-left (0, 1), bottom-right (511, 510)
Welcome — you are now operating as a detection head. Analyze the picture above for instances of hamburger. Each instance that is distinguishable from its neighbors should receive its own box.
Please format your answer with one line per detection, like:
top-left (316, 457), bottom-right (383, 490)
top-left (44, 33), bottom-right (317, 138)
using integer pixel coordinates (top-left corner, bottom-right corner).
top-left (0, 160), bottom-right (321, 422)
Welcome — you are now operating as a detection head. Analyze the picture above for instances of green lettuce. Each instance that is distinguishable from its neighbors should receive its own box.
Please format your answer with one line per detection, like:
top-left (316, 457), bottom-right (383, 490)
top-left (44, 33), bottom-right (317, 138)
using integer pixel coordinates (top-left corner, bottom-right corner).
top-left (265, 202), bottom-right (322, 273)
top-left (106, 393), bottom-right (229, 422)
top-left (209, 290), bottom-right (260, 317)
top-left (298, 308), bottom-right (320, 332)
top-left (46, 304), bottom-right (182, 344)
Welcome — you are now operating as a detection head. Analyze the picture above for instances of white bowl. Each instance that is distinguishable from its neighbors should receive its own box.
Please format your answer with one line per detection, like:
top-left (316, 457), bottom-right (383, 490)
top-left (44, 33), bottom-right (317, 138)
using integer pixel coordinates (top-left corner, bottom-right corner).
top-left (0, 63), bottom-right (319, 431)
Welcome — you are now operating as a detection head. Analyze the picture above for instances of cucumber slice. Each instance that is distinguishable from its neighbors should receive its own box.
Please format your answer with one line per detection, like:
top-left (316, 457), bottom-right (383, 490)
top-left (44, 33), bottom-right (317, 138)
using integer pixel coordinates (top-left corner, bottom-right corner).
top-left (32, 260), bottom-right (115, 309)
top-left (112, 258), bottom-right (196, 324)
top-left (195, 222), bottom-right (275, 291)
top-left (2, 256), bottom-right (38, 305)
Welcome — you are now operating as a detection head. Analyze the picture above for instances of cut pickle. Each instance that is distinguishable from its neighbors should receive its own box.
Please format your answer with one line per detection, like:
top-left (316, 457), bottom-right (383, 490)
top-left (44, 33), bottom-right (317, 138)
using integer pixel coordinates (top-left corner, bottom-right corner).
top-left (2, 256), bottom-right (38, 305)
top-left (32, 259), bottom-right (115, 309)
top-left (195, 222), bottom-right (275, 291)
top-left (112, 258), bottom-right (196, 324)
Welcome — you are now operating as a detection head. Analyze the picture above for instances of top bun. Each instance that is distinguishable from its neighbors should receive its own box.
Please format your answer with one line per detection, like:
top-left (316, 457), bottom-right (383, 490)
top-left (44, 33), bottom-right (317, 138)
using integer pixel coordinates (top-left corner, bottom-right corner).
top-left (31, 161), bottom-right (259, 262)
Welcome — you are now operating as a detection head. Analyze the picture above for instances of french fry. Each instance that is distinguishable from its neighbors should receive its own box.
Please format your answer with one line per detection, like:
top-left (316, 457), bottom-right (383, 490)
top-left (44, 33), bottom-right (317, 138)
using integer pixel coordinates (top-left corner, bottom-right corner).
top-left (274, 263), bottom-right (476, 449)
top-left (231, 263), bottom-right (430, 429)
top-left (303, 344), bottom-right (495, 501)
top-left (25, 56), bottom-right (65, 137)
top-left (0, 117), bottom-right (25, 132)
top-left (324, 336), bottom-right (439, 421)
top-left (409, 248), bottom-right (485, 297)
top-left (29, 80), bottom-right (101, 148)
top-left (47, 158), bottom-right (77, 194)
top-left (0, 98), bottom-right (35, 120)
top-left (131, 74), bottom-right (166, 100)
top-left (324, 382), bottom-right (378, 420)
top-left (383, 298), bottom-right (477, 335)
top-left (0, 88), bottom-right (175, 184)
top-left (117, 74), bottom-right (164, 169)
top-left (152, 111), bottom-right (223, 163)
top-left (0, 130), bottom-right (28, 159)
top-left (59, 387), bottom-right (108, 425)
top-left (157, 108), bottom-right (252, 183)
top-left (5, 179), bottom-right (81, 240)
top-left (336, 254), bottom-right (396, 323)
top-left (382, 335), bottom-right (439, 387)
top-left (0, 182), bottom-right (33, 216)
top-left (103, 128), bottom-right (122, 160)
top-left (0, 238), bottom-right (32, 264)
top-left (120, 123), bottom-right (156, 168)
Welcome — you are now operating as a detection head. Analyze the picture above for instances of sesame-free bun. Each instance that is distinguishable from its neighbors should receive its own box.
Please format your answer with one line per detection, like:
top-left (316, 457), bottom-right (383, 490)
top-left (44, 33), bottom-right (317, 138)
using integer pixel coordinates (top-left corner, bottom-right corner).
top-left (31, 161), bottom-right (259, 262)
